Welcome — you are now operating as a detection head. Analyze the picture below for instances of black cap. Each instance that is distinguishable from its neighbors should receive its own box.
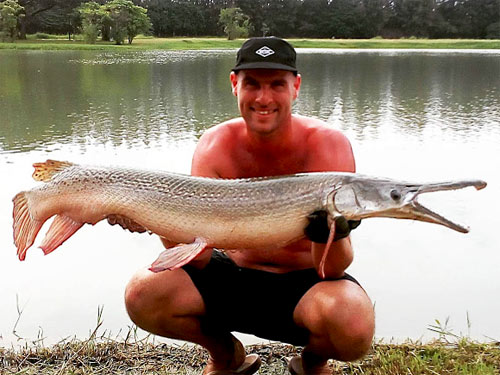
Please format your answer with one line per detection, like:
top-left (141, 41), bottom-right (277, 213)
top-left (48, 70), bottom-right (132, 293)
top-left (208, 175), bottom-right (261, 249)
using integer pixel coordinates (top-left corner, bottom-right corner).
top-left (232, 37), bottom-right (297, 73)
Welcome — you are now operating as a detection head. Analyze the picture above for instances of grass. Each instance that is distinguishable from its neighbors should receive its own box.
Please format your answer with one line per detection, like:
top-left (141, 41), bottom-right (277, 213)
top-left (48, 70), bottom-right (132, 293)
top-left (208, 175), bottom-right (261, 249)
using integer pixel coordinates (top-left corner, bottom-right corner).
top-left (2, 306), bottom-right (499, 374)
top-left (1, 336), bottom-right (499, 374)
top-left (1, 35), bottom-right (499, 50)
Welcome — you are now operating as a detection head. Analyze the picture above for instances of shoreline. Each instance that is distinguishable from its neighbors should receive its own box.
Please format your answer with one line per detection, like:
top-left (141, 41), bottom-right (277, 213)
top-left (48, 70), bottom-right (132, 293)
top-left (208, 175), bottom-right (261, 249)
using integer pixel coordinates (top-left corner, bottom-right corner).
top-left (1, 36), bottom-right (500, 51)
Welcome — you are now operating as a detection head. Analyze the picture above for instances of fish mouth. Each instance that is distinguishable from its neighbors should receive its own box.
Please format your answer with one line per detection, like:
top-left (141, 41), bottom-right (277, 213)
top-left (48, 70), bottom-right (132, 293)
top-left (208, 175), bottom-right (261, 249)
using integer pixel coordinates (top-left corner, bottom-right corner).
top-left (406, 179), bottom-right (487, 233)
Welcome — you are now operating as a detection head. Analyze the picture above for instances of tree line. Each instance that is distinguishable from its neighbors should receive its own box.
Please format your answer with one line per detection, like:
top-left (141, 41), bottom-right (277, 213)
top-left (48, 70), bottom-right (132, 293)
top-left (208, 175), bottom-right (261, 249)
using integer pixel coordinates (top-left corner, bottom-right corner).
top-left (1, 0), bottom-right (499, 42)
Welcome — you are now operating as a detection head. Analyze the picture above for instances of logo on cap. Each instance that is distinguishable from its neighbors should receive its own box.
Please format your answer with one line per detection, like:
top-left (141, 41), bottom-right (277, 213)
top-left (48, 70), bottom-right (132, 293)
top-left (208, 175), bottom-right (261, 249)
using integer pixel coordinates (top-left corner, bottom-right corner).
top-left (255, 46), bottom-right (275, 58)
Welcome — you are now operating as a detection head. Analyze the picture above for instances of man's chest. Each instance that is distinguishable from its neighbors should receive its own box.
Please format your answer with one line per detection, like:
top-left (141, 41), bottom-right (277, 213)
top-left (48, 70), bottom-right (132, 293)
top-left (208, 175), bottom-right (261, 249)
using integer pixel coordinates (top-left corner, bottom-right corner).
top-left (227, 147), bottom-right (311, 178)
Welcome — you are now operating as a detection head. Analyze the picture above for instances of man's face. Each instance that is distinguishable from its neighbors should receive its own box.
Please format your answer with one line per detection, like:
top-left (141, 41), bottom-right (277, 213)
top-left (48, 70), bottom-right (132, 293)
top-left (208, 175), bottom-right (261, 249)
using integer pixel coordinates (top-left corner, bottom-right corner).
top-left (230, 69), bottom-right (301, 136)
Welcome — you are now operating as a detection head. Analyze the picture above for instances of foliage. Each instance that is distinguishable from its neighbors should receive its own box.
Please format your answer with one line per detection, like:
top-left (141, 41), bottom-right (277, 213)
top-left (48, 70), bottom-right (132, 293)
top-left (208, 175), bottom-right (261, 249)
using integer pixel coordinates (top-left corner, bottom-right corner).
top-left (219, 7), bottom-right (252, 40)
top-left (486, 22), bottom-right (500, 39)
top-left (35, 32), bottom-right (50, 38)
top-left (4, 0), bottom-right (500, 40)
top-left (146, 0), bottom-right (211, 37)
top-left (17, 0), bottom-right (69, 39)
top-left (0, 0), bottom-right (24, 42)
top-left (25, 0), bottom-right (81, 40)
top-left (102, 0), bottom-right (151, 45)
top-left (77, 0), bottom-right (151, 45)
top-left (78, 1), bottom-right (105, 44)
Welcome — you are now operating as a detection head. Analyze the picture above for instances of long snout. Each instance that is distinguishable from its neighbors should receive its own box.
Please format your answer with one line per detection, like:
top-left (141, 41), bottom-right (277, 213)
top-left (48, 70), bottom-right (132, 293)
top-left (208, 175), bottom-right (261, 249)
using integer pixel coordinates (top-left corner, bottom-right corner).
top-left (415, 180), bottom-right (487, 194)
top-left (407, 179), bottom-right (487, 233)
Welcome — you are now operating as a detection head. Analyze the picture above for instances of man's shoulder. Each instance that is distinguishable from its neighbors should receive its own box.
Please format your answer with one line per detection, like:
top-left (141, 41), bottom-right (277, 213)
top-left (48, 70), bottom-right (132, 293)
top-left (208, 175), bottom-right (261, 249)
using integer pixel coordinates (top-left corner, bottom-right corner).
top-left (198, 118), bottom-right (245, 146)
top-left (192, 119), bottom-right (245, 177)
top-left (292, 115), bottom-right (355, 172)
top-left (293, 115), bottom-right (351, 145)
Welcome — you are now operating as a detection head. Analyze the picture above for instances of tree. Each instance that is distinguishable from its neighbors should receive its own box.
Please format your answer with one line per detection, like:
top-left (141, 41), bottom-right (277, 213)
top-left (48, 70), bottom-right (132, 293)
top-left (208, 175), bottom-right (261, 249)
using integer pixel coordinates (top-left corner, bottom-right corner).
top-left (124, 1), bottom-right (151, 44)
top-left (219, 7), bottom-right (252, 40)
top-left (358, 0), bottom-right (388, 38)
top-left (258, 0), bottom-right (300, 38)
top-left (261, 22), bottom-right (270, 36)
top-left (17, 0), bottom-right (64, 39)
top-left (298, 0), bottom-right (333, 38)
top-left (103, 0), bottom-right (151, 44)
top-left (384, 0), bottom-right (437, 37)
top-left (0, 0), bottom-right (25, 42)
top-left (29, 0), bottom-right (81, 40)
top-left (2, 0), bottom-right (499, 40)
top-left (78, 1), bottom-right (105, 44)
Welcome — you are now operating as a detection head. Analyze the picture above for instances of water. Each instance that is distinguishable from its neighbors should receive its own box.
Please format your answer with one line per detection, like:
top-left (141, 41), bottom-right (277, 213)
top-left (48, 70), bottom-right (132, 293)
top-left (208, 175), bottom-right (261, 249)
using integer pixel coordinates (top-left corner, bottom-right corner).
top-left (1, 49), bottom-right (499, 347)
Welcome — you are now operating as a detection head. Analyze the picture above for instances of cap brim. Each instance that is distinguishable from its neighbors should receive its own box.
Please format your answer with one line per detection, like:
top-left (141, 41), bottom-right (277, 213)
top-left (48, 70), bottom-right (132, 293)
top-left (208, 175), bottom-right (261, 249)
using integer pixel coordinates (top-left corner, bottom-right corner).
top-left (232, 62), bottom-right (298, 72)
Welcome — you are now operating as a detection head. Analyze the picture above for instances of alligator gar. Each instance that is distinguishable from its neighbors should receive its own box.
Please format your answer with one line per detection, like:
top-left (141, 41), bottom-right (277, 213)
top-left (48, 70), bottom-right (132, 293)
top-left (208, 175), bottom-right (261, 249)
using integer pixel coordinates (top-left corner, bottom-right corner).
top-left (12, 160), bottom-right (486, 277)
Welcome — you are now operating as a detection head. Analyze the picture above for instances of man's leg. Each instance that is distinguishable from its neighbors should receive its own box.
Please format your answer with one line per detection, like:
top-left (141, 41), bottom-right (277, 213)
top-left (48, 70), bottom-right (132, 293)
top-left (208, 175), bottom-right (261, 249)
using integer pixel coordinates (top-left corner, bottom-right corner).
top-left (293, 279), bottom-right (375, 374)
top-left (124, 267), bottom-right (247, 374)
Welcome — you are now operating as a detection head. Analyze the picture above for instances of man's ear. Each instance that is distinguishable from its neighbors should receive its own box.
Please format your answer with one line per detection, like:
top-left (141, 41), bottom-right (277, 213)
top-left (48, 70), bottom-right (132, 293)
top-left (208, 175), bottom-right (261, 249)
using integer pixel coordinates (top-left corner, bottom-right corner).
top-left (230, 71), bottom-right (238, 96)
top-left (293, 73), bottom-right (302, 100)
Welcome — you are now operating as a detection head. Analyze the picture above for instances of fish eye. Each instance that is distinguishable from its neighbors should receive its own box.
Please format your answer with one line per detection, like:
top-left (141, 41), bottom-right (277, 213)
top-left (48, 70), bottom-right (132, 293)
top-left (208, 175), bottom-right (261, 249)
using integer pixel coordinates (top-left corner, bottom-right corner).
top-left (390, 189), bottom-right (402, 201)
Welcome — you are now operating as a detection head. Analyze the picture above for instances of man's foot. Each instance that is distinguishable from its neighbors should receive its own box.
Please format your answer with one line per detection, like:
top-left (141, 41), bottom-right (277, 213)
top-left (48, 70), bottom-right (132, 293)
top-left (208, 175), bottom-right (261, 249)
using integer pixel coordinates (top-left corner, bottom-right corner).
top-left (288, 355), bottom-right (332, 375)
top-left (205, 353), bottom-right (261, 375)
top-left (203, 336), bottom-right (261, 375)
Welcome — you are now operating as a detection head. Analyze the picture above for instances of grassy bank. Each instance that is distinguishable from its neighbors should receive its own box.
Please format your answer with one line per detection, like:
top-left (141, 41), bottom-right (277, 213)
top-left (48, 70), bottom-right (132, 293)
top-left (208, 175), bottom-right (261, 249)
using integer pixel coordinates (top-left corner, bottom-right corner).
top-left (1, 338), bottom-right (499, 374)
top-left (1, 36), bottom-right (499, 50)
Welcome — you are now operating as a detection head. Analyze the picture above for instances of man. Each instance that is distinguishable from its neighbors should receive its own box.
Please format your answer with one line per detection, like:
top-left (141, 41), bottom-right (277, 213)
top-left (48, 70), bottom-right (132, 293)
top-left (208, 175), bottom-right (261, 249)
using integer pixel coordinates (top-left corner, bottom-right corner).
top-left (124, 37), bottom-right (375, 375)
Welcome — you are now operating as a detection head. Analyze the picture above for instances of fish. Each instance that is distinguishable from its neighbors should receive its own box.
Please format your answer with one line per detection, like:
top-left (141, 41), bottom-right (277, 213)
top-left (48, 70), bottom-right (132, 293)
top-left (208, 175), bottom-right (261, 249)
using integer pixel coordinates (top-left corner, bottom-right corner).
top-left (12, 160), bottom-right (486, 278)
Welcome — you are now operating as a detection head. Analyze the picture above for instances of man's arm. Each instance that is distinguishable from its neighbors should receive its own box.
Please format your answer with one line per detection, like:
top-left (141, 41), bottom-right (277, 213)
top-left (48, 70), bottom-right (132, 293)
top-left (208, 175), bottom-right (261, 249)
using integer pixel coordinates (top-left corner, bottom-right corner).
top-left (185, 125), bottom-right (236, 267)
top-left (306, 125), bottom-right (356, 278)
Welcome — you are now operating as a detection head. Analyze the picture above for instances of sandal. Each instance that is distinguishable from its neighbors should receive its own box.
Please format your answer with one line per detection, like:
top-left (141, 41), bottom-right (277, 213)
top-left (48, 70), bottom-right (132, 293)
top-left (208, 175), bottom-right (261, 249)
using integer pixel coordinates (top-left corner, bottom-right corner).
top-left (205, 353), bottom-right (261, 375)
top-left (288, 356), bottom-right (303, 375)
top-left (288, 356), bottom-right (332, 375)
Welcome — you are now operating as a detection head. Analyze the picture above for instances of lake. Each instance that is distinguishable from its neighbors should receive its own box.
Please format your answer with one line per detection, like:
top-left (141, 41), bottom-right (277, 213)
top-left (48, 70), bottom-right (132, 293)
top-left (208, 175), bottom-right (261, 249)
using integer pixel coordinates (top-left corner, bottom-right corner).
top-left (0, 48), bottom-right (499, 347)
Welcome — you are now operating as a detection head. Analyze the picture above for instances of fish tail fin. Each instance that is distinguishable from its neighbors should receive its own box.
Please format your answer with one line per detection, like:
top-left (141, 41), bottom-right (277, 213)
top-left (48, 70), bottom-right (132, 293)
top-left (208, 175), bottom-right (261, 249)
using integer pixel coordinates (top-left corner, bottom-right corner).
top-left (32, 160), bottom-right (74, 182)
top-left (40, 215), bottom-right (84, 255)
top-left (13, 192), bottom-right (44, 261)
top-left (149, 237), bottom-right (208, 272)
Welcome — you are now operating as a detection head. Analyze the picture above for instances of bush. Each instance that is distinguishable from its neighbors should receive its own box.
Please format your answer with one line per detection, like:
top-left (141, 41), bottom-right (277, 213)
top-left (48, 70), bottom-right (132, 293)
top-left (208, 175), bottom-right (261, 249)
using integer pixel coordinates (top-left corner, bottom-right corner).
top-left (0, 0), bottom-right (24, 42)
top-left (82, 23), bottom-right (99, 44)
top-left (35, 32), bottom-right (51, 39)
top-left (486, 22), bottom-right (500, 39)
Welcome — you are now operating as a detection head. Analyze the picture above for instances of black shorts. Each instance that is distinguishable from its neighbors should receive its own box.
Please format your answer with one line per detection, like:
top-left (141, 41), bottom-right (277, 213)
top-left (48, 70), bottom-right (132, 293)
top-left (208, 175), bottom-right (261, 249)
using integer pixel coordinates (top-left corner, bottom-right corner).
top-left (182, 250), bottom-right (360, 346)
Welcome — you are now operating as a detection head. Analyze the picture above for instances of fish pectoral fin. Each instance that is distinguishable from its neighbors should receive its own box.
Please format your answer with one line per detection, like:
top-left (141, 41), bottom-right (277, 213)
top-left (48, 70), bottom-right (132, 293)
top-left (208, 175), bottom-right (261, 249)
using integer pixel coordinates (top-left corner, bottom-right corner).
top-left (39, 215), bottom-right (84, 255)
top-left (149, 237), bottom-right (208, 273)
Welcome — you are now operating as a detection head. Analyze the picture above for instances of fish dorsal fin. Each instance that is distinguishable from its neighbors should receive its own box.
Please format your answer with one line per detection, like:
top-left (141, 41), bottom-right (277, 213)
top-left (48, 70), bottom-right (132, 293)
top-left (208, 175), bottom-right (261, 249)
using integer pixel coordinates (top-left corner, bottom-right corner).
top-left (32, 160), bottom-right (74, 182)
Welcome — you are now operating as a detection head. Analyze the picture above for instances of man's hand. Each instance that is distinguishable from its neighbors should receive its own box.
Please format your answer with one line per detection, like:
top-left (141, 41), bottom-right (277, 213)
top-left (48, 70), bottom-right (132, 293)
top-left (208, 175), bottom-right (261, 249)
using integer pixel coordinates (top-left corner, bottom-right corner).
top-left (304, 210), bottom-right (361, 243)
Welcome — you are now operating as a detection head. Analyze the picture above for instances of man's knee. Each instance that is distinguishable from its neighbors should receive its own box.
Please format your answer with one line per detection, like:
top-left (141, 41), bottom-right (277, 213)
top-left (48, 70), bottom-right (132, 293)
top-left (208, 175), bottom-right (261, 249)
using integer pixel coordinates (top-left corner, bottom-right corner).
top-left (297, 281), bottom-right (375, 361)
top-left (124, 267), bottom-right (205, 329)
top-left (124, 269), bottom-right (155, 325)
top-left (321, 285), bottom-right (374, 360)
top-left (332, 312), bottom-right (374, 361)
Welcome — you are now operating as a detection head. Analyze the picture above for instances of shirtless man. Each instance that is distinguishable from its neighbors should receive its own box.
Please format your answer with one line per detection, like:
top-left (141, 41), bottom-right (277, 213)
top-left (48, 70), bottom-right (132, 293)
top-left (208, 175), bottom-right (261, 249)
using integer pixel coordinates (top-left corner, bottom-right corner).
top-left (124, 37), bottom-right (375, 375)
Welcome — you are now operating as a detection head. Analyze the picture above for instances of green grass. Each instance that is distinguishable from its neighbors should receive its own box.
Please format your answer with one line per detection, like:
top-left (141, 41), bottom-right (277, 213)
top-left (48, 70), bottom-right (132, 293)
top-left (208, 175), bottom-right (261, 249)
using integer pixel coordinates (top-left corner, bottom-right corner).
top-left (1, 35), bottom-right (499, 50)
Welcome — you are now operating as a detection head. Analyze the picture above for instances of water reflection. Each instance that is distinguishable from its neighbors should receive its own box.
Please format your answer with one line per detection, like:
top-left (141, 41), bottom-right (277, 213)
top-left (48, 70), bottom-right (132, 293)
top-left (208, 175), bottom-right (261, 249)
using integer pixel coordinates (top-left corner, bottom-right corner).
top-left (0, 50), bottom-right (239, 153)
top-left (297, 51), bottom-right (500, 141)
top-left (1, 50), bottom-right (499, 154)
